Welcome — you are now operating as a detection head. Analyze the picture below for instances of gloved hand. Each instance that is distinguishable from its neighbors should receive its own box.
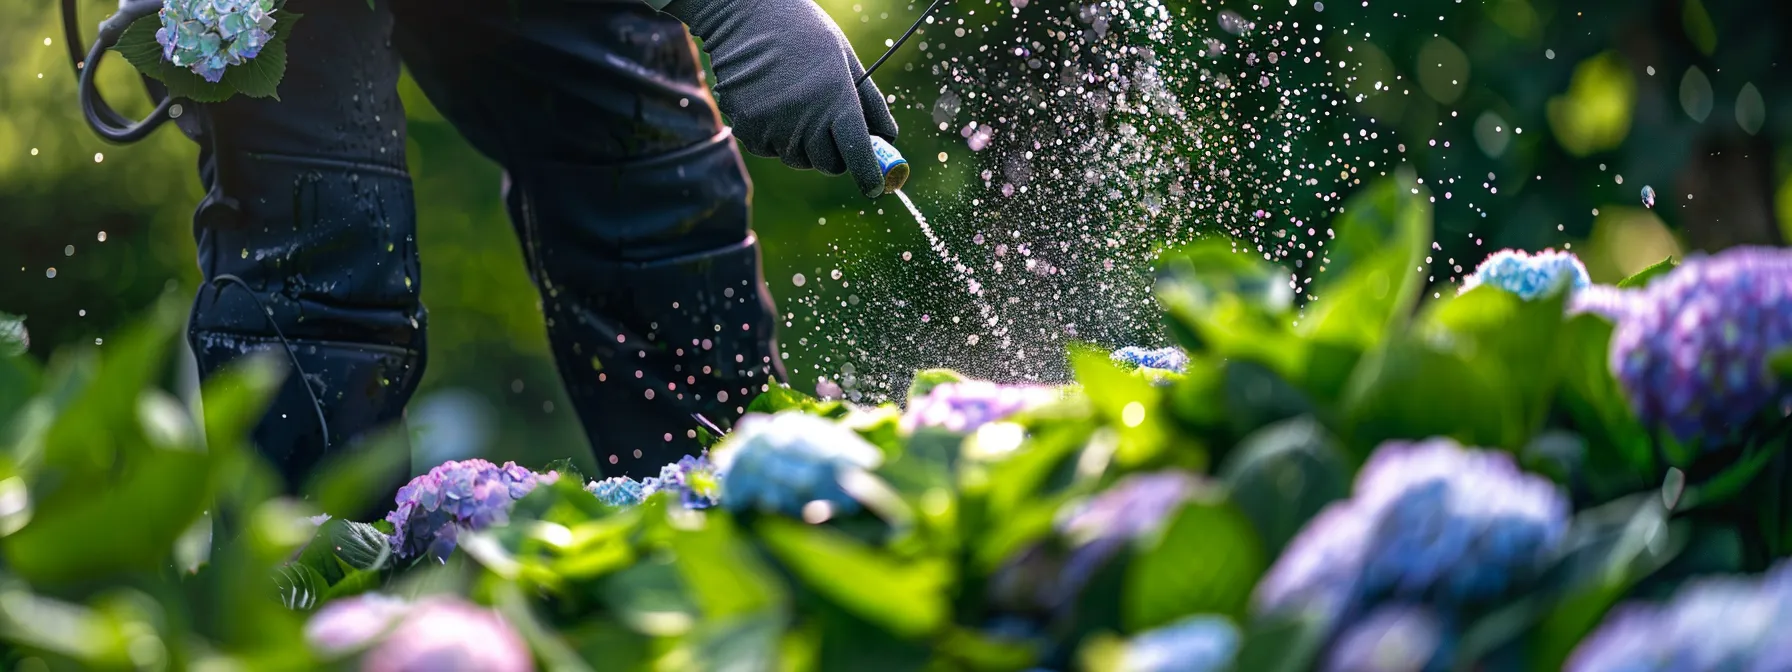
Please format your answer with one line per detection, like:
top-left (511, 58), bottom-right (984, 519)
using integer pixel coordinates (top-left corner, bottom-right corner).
top-left (659, 0), bottom-right (901, 198)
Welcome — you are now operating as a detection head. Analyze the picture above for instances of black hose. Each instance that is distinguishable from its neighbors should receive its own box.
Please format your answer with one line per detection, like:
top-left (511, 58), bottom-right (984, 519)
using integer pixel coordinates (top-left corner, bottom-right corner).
top-left (857, 0), bottom-right (951, 86)
top-left (208, 274), bottom-right (333, 454)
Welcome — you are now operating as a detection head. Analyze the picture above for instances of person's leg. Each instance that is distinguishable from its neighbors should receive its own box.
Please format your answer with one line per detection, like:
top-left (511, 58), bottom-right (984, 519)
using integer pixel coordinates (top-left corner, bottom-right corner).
top-left (392, 0), bottom-right (784, 479)
top-left (181, 0), bottom-right (421, 506)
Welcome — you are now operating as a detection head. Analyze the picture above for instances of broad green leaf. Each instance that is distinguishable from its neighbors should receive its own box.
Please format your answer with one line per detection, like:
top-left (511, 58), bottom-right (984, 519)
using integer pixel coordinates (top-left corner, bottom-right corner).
top-left (1616, 255), bottom-right (1678, 289)
top-left (1232, 612), bottom-right (1328, 672)
top-left (603, 562), bottom-right (702, 637)
top-left (1422, 284), bottom-right (1571, 440)
top-left (665, 614), bottom-right (785, 672)
top-left (1529, 493), bottom-right (1687, 670)
top-left (3, 448), bottom-right (211, 582)
top-left (1070, 346), bottom-right (1192, 470)
top-left (1341, 335), bottom-right (1520, 455)
top-left (219, 13), bottom-right (302, 100)
top-left (1555, 314), bottom-right (1654, 490)
top-left (1218, 416), bottom-right (1350, 557)
top-left (1770, 347), bottom-right (1792, 381)
top-left (665, 511), bottom-right (785, 620)
top-left (756, 517), bottom-right (950, 639)
top-left (1122, 494), bottom-right (1266, 630)
top-left (1299, 175), bottom-right (1432, 349)
top-left (1154, 245), bottom-right (1307, 379)
top-left (746, 382), bottom-right (844, 418)
top-left (301, 425), bottom-right (411, 520)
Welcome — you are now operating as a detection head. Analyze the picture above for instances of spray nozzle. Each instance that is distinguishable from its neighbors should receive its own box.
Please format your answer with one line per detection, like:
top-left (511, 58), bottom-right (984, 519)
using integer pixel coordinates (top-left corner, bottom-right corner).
top-left (871, 135), bottom-right (910, 195)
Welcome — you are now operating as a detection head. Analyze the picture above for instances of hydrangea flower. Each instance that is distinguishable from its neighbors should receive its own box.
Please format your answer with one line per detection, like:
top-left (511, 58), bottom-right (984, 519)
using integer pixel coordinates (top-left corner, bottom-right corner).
top-left (1606, 246), bottom-right (1792, 444)
top-left (1566, 283), bottom-right (1635, 321)
top-left (385, 459), bottom-right (557, 561)
top-left (1051, 471), bottom-right (1201, 608)
top-left (1567, 561), bottom-right (1792, 672)
top-left (1322, 605), bottom-right (1449, 672)
top-left (902, 380), bottom-right (1062, 433)
top-left (1119, 615), bottom-right (1241, 672)
top-left (1111, 346), bottom-right (1190, 373)
top-left (1460, 248), bottom-right (1591, 300)
top-left (359, 597), bottom-right (533, 672)
top-left (1351, 439), bottom-right (1570, 607)
top-left (1255, 439), bottom-right (1568, 625)
top-left (305, 593), bottom-right (411, 655)
top-left (646, 454), bottom-right (722, 509)
top-left (586, 477), bottom-right (647, 508)
top-left (155, 0), bottom-right (277, 83)
top-left (711, 411), bottom-right (884, 516)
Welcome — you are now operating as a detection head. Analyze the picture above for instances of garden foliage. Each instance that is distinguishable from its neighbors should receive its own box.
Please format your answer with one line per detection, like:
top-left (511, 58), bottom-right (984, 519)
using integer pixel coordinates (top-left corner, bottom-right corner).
top-left (0, 174), bottom-right (1789, 671)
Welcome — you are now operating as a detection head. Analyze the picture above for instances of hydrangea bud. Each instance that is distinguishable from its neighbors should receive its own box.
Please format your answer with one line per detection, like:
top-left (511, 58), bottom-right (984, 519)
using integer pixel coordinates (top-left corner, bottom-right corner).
top-left (1568, 561), bottom-right (1792, 672)
top-left (385, 459), bottom-right (557, 561)
top-left (1119, 615), bottom-right (1241, 672)
top-left (586, 477), bottom-right (646, 508)
top-left (712, 411), bottom-right (884, 516)
top-left (360, 597), bottom-right (534, 672)
top-left (1351, 438), bottom-right (1569, 607)
top-left (155, 0), bottom-right (277, 83)
top-left (1321, 605), bottom-right (1449, 672)
top-left (1607, 246), bottom-right (1792, 444)
top-left (902, 380), bottom-right (1062, 434)
top-left (1111, 346), bottom-right (1190, 373)
top-left (1460, 248), bottom-right (1591, 300)
top-left (645, 454), bottom-right (722, 509)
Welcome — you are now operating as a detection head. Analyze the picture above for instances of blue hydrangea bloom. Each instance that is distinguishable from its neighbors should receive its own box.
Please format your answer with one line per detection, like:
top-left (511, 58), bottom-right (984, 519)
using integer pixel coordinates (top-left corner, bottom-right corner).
top-left (1256, 439), bottom-right (1568, 626)
top-left (1351, 438), bottom-right (1570, 607)
top-left (902, 380), bottom-right (1062, 433)
top-left (155, 0), bottom-right (277, 83)
top-left (1111, 346), bottom-right (1190, 373)
top-left (645, 454), bottom-right (722, 510)
top-left (1120, 615), bottom-right (1241, 672)
top-left (586, 477), bottom-right (647, 508)
top-left (1460, 248), bottom-right (1591, 300)
top-left (385, 459), bottom-right (558, 561)
top-left (1322, 605), bottom-right (1450, 672)
top-left (712, 411), bottom-right (884, 517)
top-left (1567, 561), bottom-right (1792, 672)
top-left (1607, 246), bottom-right (1792, 444)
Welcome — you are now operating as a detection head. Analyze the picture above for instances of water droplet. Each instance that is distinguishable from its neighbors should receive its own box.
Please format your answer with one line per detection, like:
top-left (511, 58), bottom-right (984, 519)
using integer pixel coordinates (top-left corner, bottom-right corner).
top-left (63, 245), bottom-right (74, 257)
top-left (1641, 185), bottom-right (1657, 208)
top-left (93, 153), bottom-right (104, 163)
top-left (830, 269), bottom-right (844, 281)
top-left (96, 231), bottom-right (107, 242)
top-left (44, 268), bottom-right (56, 279)
top-left (792, 273), bottom-right (807, 287)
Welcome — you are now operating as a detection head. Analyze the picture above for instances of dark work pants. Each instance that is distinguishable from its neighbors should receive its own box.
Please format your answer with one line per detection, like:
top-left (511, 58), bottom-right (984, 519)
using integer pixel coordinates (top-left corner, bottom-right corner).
top-left (181, 0), bottom-right (786, 502)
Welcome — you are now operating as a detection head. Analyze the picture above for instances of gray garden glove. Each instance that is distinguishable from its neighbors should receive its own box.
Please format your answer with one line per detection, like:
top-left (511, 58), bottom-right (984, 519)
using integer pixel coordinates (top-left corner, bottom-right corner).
top-left (653, 0), bottom-right (902, 198)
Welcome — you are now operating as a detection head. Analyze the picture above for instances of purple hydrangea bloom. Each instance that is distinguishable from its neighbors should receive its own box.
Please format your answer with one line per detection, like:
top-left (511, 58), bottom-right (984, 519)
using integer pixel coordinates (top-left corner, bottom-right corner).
top-left (305, 593), bottom-right (411, 656)
top-left (1112, 346), bottom-right (1190, 373)
top-left (902, 380), bottom-right (1062, 433)
top-left (1255, 439), bottom-right (1568, 626)
top-left (1460, 248), bottom-right (1591, 300)
top-left (154, 0), bottom-right (277, 83)
top-left (1351, 438), bottom-right (1570, 606)
top-left (1052, 471), bottom-right (1201, 608)
top-left (1120, 614), bottom-right (1241, 672)
top-left (644, 454), bottom-right (722, 509)
top-left (360, 596), bottom-right (534, 672)
top-left (1607, 246), bottom-right (1792, 444)
top-left (1566, 283), bottom-right (1636, 321)
top-left (1322, 604), bottom-right (1449, 672)
top-left (712, 411), bottom-right (883, 516)
top-left (1567, 561), bottom-right (1792, 672)
top-left (385, 459), bottom-right (558, 561)
top-left (585, 477), bottom-right (647, 508)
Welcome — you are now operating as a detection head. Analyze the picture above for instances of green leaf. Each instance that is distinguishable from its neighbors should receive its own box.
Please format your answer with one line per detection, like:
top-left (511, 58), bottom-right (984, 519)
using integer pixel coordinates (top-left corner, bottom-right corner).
top-left (1422, 284), bottom-right (1571, 441)
top-left (275, 562), bottom-right (328, 610)
top-left (1153, 242), bottom-right (1305, 379)
top-left (1555, 314), bottom-right (1654, 490)
top-left (0, 312), bottom-right (26, 357)
top-left (745, 382), bottom-right (844, 418)
top-left (664, 510), bottom-right (786, 620)
top-left (1218, 416), bottom-right (1350, 557)
top-left (1616, 255), bottom-right (1678, 289)
top-left (1770, 347), bottom-right (1792, 381)
top-left (1299, 175), bottom-right (1432, 349)
top-left (1528, 493), bottom-right (1686, 670)
top-left (1122, 493), bottom-right (1266, 630)
top-left (543, 457), bottom-right (587, 484)
top-left (907, 368), bottom-right (968, 401)
top-left (1232, 612), bottom-right (1328, 672)
top-left (756, 517), bottom-right (951, 639)
top-left (1341, 335), bottom-right (1520, 455)
top-left (113, 15), bottom-right (236, 103)
top-left (3, 448), bottom-right (212, 582)
top-left (219, 13), bottom-right (302, 100)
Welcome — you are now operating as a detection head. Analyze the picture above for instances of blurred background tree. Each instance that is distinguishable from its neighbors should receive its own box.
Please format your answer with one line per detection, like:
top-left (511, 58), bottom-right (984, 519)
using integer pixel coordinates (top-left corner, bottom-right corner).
top-left (3, 0), bottom-right (1787, 473)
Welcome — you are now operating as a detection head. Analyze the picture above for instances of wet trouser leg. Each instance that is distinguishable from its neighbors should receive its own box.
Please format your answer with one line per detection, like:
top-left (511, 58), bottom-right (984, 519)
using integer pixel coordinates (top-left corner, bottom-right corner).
top-left (182, 0), bottom-right (422, 511)
top-left (392, 0), bottom-right (784, 479)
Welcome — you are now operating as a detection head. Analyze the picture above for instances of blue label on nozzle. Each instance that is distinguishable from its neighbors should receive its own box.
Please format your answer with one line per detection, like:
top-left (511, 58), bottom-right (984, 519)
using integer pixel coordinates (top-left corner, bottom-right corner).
top-left (871, 136), bottom-right (907, 174)
top-left (870, 136), bottom-right (910, 194)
